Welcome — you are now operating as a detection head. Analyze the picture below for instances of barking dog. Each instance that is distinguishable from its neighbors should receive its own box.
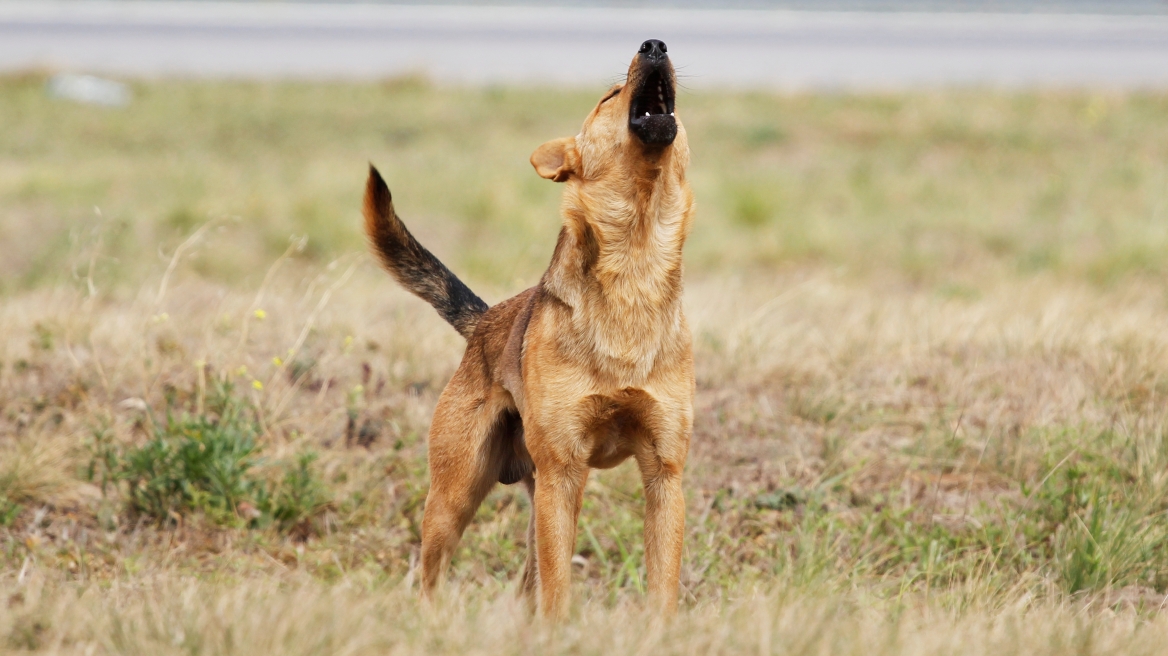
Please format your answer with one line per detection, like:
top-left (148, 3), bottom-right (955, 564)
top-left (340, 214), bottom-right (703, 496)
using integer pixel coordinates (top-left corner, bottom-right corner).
top-left (362, 39), bottom-right (694, 618)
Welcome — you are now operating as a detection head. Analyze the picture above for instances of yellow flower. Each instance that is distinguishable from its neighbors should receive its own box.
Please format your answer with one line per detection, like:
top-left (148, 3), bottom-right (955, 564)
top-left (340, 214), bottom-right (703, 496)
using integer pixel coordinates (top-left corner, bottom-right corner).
top-left (272, 357), bottom-right (284, 367)
top-left (252, 379), bottom-right (264, 390)
top-left (253, 309), bottom-right (267, 320)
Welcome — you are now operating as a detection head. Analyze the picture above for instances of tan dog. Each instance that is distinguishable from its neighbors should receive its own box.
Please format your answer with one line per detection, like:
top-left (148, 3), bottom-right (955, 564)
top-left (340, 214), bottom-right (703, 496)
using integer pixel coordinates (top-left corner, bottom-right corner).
top-left (362, 39), bottom-right (694, 618)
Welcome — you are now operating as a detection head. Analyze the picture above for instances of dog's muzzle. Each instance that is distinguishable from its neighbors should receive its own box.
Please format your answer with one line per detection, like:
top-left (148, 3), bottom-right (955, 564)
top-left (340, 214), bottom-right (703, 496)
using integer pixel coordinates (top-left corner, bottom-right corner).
top-left (629, 39), bottom-right (678, 147)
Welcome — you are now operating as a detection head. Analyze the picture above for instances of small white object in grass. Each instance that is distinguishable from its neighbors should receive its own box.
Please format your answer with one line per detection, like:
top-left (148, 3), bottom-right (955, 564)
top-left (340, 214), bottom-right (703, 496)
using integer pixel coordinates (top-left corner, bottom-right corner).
top-left (47, 73), bottom-right (130, 107)
top-left (117, 397), bottom-right (148, 412)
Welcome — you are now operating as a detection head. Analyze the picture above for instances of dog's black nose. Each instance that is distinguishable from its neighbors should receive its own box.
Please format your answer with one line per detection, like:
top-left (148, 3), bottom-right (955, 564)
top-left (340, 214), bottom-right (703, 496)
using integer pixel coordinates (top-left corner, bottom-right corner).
top-left (639, 39), bottom-right (668, 62)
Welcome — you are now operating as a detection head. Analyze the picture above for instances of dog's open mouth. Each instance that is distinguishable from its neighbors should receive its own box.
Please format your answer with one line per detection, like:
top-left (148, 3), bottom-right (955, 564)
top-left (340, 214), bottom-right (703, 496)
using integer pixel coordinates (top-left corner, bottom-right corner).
top-left (629, 67), bottom-right (677, 146)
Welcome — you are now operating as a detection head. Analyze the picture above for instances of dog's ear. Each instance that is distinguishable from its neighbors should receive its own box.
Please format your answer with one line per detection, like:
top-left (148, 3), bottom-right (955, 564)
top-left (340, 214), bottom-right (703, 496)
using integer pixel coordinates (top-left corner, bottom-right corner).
top-left (530, 137), bottom-right (578, 182)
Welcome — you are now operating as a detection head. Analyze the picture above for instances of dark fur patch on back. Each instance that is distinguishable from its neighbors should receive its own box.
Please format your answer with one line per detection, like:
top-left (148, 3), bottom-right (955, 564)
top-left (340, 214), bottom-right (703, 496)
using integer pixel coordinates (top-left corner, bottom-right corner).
top-left (500, 288), bottom-right (538, 415)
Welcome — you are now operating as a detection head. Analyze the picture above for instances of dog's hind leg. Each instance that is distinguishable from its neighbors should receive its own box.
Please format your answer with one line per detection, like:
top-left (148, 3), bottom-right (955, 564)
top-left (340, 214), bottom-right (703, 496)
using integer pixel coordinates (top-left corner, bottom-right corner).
top-left (517, 473), bottom-right (538, 606)
top-left (419, 376), bottom-right (511, 598)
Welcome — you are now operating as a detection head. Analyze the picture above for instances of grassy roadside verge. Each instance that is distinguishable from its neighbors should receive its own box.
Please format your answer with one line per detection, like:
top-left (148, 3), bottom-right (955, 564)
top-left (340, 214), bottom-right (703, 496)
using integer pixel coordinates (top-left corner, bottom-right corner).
top-left (2, 75), bottom-right (1168, 652)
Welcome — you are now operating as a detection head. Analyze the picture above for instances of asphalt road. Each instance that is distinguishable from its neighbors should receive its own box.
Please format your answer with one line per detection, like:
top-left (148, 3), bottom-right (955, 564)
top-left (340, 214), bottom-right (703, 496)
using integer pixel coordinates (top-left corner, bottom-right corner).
top-left (4, 2), bottom-right (1168, 88)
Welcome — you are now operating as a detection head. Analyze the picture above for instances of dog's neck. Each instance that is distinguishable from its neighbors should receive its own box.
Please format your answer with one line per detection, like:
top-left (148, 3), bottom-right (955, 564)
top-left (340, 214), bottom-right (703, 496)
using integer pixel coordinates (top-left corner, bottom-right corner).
top-left (542, 162), bottom-right (694, 382)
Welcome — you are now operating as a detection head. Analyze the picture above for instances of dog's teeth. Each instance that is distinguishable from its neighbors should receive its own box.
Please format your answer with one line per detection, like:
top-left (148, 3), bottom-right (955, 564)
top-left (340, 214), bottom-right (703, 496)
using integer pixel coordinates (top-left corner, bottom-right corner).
top-left (670, 112), bottom-right (675, 116)
top-left (645, 112), bottom-right (650, 117)
top-left (658, 93), bottom-right (664, 101)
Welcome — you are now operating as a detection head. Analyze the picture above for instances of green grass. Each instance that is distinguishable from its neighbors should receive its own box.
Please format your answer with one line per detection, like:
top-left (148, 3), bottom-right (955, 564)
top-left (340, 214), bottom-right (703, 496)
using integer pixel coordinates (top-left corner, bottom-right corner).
top-left (3, 75), bottom-right (1168, 293)
top-left (3, 74), bottom-right (1168, 653)
top-left (86, 379), bottom-right (330, 533)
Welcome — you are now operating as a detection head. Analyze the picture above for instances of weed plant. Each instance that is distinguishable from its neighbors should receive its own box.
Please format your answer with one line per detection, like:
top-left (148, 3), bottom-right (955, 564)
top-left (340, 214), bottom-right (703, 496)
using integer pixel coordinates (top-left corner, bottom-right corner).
top-left (87, 379), bottom-right (330, 534)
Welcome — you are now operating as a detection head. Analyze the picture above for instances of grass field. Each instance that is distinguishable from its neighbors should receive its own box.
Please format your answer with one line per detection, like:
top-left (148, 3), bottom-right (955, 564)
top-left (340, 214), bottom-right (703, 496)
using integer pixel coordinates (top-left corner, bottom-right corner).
top-left (2, 73), bottom-right (1168, 653)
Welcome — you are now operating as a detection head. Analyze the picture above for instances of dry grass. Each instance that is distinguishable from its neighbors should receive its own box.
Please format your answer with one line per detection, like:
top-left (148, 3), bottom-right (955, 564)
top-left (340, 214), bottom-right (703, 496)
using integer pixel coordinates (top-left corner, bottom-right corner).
top-left (6, 573), bottom-right (1168, 655)
top-left (3, 74), bottom-right (1168, 652)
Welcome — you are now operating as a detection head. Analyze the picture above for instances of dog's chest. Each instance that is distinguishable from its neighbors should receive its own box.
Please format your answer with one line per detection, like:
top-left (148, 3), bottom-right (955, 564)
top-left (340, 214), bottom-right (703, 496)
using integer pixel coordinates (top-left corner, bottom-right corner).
top-left (553, 185), bottom-right (692, 383)
top-left (570, 277), bottom-right (683, 383)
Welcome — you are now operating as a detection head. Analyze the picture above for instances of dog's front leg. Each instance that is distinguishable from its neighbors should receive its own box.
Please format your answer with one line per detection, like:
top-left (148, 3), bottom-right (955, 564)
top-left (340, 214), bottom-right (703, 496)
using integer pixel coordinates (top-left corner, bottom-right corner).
top-left (530, 456), bottom-right (588, 620)
top-left (635, 419), bottom-right (690, 616)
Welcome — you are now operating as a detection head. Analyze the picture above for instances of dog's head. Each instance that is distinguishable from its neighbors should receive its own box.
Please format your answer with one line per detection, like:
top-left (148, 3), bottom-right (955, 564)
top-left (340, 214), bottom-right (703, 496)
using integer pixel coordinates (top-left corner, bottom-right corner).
top-left (530, 39), bottom-right (688, 187)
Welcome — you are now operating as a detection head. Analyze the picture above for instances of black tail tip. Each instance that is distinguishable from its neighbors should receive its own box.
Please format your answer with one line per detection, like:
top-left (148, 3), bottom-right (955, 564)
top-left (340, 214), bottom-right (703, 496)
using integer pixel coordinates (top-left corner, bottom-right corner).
top-left (366, 163), bottom-right (391, 203)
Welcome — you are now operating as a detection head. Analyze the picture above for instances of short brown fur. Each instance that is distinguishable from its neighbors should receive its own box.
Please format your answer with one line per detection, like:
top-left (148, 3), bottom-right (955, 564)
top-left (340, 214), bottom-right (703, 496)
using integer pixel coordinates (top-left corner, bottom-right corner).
top-left (363, 43), bottom-right (694, 619)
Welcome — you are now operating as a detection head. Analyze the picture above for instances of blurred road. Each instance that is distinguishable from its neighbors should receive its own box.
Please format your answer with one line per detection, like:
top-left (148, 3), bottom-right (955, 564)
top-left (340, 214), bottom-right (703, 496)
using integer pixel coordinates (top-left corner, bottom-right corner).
top-left (3, 2), bottom-right (1168, 88)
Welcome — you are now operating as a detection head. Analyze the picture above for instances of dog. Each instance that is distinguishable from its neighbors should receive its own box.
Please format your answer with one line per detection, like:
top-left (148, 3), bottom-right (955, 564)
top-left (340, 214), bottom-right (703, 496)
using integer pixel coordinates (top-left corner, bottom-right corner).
top-left (362, 39), bottom-right (694, 618)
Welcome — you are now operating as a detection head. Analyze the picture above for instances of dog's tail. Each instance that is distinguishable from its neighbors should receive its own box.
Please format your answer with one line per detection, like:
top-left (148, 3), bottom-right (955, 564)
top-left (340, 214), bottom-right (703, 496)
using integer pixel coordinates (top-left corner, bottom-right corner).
top-left (363, 165), bottom-right (489, 339)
